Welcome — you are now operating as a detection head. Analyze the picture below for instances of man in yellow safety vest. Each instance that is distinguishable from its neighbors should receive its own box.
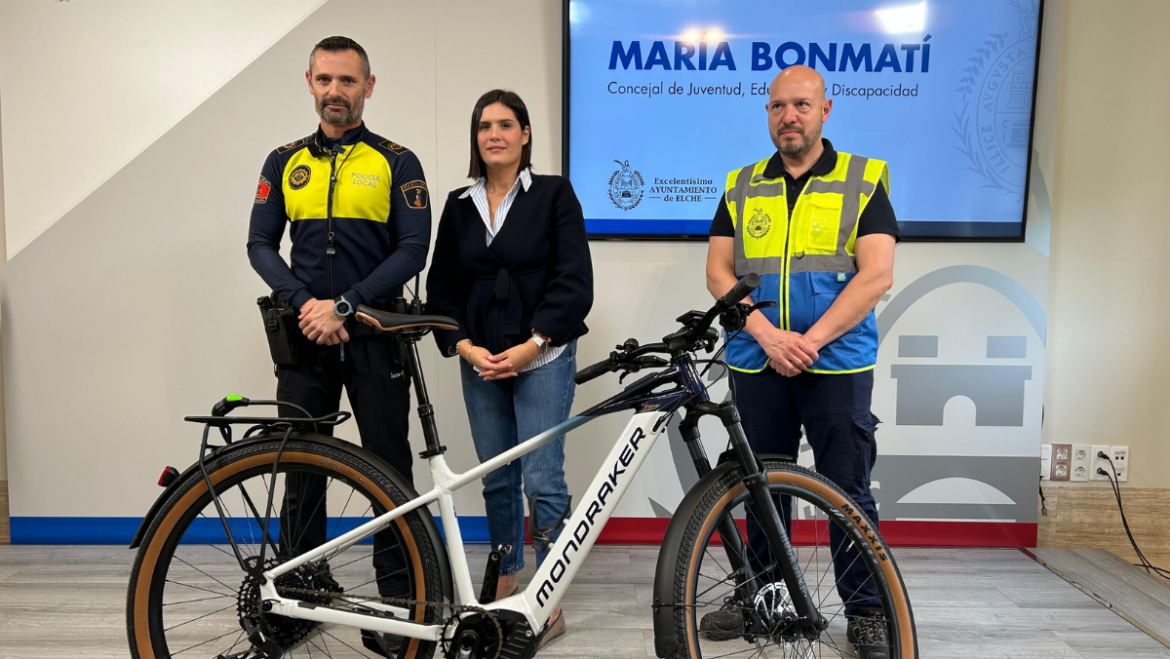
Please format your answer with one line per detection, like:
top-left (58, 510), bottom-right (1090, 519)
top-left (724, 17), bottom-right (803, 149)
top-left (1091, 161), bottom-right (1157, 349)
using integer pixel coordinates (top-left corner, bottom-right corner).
top-left (702, 65), bottom-right (899, 659)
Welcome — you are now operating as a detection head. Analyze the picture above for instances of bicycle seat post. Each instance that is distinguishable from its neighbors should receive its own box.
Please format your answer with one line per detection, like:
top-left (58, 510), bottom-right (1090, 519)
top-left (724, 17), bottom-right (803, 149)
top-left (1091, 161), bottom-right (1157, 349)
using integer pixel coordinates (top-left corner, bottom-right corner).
top-left (403, 334), bottom-right (447, 459)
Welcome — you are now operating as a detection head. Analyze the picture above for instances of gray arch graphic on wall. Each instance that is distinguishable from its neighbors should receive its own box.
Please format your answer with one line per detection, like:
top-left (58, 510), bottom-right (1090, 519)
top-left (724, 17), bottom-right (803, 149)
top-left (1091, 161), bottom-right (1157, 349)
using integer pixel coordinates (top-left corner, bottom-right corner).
top-left (876, 265), bottom-right (1047, 346)
top-left (650, 266), bottom-right (1048, 520)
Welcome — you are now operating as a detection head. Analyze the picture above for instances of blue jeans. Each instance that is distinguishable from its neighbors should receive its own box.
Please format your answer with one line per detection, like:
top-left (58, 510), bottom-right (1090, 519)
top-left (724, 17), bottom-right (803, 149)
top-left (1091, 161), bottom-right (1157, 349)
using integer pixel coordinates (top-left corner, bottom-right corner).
top-left (460, 341), bottom-right (576, 575)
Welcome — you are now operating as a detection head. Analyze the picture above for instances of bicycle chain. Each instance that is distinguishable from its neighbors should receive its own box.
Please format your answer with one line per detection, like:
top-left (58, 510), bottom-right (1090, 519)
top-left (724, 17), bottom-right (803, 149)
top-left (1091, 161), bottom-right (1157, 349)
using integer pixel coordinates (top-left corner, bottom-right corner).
top-left (274, 586), bottom-right (505, 659)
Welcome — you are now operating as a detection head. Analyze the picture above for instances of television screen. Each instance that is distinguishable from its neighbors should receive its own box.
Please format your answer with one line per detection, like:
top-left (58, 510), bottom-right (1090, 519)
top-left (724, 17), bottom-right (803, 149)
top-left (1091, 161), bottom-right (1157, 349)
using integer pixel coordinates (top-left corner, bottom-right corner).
top-left (565, 0), bottom-right (1043, 240)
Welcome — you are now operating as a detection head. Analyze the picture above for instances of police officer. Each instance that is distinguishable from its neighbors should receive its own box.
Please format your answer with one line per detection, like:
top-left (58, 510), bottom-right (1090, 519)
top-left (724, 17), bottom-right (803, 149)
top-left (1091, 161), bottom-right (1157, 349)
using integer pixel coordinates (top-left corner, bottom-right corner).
top-left (247, 36), bottom-right (430, 657)
top-left (702, 66), bottom-right (898, 659)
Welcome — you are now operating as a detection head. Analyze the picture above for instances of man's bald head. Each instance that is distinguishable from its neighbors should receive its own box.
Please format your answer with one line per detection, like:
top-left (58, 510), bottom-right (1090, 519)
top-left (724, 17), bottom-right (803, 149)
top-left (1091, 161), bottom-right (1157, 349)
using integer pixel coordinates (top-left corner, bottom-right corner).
top-left (769, 65), bottom-right (826, 101)
top-left (765, 65), bottom-right (832, 159)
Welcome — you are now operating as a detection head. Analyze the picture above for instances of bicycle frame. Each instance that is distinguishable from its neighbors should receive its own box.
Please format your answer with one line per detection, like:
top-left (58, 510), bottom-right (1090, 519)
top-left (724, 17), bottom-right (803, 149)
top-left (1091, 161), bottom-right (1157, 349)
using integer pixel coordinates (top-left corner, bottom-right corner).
top-left (257, 341), bottom-right (680, 641)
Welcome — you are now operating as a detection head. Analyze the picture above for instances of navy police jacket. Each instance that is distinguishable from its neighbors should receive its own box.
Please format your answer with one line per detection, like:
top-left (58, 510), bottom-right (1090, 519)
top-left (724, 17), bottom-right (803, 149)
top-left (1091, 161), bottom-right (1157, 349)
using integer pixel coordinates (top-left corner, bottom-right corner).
top-left (247, 123), bottom-right (431, 310)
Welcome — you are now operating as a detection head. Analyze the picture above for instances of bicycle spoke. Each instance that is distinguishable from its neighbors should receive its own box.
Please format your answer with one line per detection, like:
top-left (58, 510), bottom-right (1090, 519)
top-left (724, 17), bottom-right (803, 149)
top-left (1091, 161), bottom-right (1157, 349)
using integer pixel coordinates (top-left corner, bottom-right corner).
top-left (163, 593), bottom-right (235, 607)
top-left (307, 635), bottom-right (333, 659)
top-left (290, 473), bottom-right (335, 552)
top-left (237, 482), bottom-right (281, 556)
top-left (319, 627), bottom-right (380, 659)
top-left (328, 535), bottom-right (404, 572)
top-left (172, 555), bottom-right (237, 593)
top-left (165, 579), bottom-right (234, 599)
top-left (328, 487), bottom-right (357, 543)
top-left (169, 628), bottom-right (244, 656)
top-left (347, 565), bottom-right (411, 593)
top-left (163, 601), bottom-right (238, 632)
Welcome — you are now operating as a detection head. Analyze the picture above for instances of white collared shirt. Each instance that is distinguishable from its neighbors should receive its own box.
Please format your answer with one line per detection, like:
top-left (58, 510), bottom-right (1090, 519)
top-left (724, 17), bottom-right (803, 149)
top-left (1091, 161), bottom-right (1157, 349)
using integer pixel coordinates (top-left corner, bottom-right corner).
top-left (460, 166), bottom-right (533, 245)
top-left (459, 167), bottom-right (565, 373)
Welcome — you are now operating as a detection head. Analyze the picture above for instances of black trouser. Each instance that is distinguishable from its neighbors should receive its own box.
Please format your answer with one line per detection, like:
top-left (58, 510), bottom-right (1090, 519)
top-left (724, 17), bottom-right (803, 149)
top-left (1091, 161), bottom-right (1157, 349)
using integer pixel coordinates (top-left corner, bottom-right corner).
top-left (731, 368), bottom-right (882, 617)
top-left (276, 336), bottom-right (413, 598)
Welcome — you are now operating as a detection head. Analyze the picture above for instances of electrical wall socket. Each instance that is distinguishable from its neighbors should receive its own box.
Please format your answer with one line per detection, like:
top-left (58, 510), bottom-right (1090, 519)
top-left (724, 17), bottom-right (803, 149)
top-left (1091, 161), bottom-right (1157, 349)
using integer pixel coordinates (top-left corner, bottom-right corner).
top-left (1110, 446), bottom-right (1129, 482)
top-left (1040, 444), bottom-right (1052, 481)
top-left (1051, 443), bottom-right (1071, 481)
top-left (1090, 444), bottom-right (1112, 481)
top-left (1071, 444), bottom-right (1091, 482)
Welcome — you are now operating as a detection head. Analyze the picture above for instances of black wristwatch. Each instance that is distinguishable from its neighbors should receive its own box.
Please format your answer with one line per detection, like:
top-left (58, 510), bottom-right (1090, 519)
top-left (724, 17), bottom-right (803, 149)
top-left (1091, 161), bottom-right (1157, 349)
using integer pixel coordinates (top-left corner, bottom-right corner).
top-left (334, 297), bottom-right (354, 318)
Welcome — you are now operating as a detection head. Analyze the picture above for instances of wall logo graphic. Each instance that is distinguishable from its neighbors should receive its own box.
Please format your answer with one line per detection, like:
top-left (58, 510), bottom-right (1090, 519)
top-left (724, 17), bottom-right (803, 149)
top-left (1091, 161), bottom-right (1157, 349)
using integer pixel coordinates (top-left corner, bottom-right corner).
top-left (746, 208), bottom-right (772, 239)
top-left (954, 0), bottom-right (1038, 196)
top-left (608, 159), bottom-right (644, 211)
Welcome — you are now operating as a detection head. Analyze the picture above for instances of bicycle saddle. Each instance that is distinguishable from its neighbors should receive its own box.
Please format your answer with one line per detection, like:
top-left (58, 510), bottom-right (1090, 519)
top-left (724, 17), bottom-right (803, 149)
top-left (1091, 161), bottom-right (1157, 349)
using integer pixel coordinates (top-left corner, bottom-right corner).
top-left (355, 306), bottom-right (460, 333)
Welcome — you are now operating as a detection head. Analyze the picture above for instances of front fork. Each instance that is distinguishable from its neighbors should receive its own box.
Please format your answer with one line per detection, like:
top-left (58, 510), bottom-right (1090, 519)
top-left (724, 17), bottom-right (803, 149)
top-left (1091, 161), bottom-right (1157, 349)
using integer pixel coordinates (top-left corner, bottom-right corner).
top-left (679, 401), bottom-right (827, 636)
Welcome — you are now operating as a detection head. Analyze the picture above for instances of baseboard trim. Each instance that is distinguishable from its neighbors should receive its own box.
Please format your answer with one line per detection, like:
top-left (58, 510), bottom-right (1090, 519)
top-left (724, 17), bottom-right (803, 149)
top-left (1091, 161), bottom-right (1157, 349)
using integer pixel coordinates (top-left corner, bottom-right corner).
top-left (10, 516), bottom-right (1036, 548)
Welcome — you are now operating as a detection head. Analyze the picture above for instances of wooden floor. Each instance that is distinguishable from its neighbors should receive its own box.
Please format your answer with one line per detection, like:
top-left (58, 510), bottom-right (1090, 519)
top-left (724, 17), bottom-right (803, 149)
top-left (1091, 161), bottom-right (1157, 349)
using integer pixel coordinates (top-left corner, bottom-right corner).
top-left (1032, 549), bottom-right (1170, 649)
top-left (1, 545), bottom-right (1167, 658)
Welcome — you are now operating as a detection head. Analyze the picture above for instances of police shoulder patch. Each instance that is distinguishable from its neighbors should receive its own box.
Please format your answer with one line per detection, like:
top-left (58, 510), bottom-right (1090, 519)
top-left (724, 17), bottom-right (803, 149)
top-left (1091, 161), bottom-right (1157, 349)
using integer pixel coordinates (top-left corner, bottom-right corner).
top-left (399, 180), bottom-right (429, 209)
top-left (277, 137), bottom-right (308, 154)
top-left (379, 139), bottom-right (411, 155)
top-left (255, 175), bottom-right (272, 204)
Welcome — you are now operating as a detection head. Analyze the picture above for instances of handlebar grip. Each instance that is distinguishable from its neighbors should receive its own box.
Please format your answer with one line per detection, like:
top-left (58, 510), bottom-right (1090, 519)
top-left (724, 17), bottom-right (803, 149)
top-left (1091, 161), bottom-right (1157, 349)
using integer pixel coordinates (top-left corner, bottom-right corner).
top-left (719, 273), bottom-right (761, 308)
top-left (573, 359), bottom-right (613, 385)
top-left (211, 395), bottom-right (250, 417)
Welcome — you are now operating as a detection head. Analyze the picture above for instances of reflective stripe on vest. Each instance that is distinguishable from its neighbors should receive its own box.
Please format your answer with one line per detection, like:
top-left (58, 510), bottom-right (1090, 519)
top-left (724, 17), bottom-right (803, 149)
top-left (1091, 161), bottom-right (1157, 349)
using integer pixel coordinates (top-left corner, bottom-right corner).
top-left (722, 151), bottom-right (888, 374)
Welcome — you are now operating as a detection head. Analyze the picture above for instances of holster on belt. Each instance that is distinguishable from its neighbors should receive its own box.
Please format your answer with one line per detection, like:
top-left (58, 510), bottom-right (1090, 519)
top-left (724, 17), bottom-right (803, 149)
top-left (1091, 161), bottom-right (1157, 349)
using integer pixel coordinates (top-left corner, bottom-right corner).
top-left (256, 293), bottom-right (300, 366)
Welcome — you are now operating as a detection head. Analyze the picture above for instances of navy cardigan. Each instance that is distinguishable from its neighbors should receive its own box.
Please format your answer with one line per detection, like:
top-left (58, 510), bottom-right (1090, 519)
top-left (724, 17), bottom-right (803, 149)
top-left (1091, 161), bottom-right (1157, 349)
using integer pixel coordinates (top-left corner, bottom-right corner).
top-left (426, 174), bottom-right (594, 357)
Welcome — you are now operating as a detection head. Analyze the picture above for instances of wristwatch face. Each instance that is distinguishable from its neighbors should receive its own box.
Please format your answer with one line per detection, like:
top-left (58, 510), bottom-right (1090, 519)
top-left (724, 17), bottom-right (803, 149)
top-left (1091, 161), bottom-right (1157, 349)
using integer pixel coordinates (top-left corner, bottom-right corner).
top-left (335, 299), bottom-right (352, 316)
top-left (532, 333), bottom-right (546, 349)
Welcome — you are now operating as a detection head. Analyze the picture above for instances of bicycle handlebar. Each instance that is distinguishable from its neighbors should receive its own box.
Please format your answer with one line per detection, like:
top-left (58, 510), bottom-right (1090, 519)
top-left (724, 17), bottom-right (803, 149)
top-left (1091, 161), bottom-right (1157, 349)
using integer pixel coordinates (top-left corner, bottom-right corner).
top-left (573, 359), bottom-right (613, 385)
top-left (718, 272), bottom-right (761, 309)
top-left (573, 274), bottom-right (763, 386)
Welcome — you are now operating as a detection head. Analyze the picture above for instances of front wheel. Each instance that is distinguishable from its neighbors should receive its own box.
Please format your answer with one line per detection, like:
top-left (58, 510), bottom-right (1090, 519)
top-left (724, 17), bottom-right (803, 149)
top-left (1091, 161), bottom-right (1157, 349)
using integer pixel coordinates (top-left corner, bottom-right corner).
top-left (671, 458), bottom-right (916, 658)
top-left (126, 436), bottom-right (445, 659)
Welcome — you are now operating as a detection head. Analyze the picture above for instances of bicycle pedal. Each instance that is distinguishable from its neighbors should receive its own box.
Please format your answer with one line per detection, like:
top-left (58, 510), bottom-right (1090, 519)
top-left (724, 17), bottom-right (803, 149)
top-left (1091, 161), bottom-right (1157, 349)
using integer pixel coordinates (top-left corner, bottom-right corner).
top-left (478, 548), bottom-right (505, 604)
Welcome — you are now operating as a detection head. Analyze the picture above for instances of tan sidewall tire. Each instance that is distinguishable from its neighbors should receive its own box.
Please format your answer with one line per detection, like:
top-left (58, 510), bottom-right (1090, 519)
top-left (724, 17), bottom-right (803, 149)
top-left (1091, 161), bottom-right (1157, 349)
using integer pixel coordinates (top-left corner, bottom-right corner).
top-left (127, 442), bottom-right (440, 659)
top-left (676, 460), bottom-right (916, 659)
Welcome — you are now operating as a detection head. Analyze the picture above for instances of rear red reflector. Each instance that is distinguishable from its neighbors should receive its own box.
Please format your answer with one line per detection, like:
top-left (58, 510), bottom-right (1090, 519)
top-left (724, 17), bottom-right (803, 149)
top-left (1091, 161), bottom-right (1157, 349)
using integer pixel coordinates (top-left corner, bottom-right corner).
top-left (158, 466), bottom-right (180, 487)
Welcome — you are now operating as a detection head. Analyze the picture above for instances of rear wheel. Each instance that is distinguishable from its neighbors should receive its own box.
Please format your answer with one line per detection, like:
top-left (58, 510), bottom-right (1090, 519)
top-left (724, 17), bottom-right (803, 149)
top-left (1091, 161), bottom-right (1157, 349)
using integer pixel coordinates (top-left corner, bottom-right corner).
top-left (127, 437), bottom-right (445, 659)
top-left (672, 458), bottom-right (916, 658)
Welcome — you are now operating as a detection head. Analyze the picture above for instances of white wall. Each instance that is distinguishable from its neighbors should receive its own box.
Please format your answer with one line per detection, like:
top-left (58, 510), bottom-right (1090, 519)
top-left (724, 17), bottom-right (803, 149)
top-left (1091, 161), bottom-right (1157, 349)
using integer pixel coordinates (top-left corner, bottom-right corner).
top-left (1, 0), bottom-right (1062, 534)
top-left (0, 0), bottom-right (326, 259)
top-left (1041, 0), bottom-right (1170, 487)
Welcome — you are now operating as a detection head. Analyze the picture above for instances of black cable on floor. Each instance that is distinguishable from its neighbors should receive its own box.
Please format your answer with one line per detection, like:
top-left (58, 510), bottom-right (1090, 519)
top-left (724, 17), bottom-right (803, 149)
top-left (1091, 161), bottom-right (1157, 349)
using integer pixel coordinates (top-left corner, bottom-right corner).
top-left (1098, 453), bottom-right (1170, 580)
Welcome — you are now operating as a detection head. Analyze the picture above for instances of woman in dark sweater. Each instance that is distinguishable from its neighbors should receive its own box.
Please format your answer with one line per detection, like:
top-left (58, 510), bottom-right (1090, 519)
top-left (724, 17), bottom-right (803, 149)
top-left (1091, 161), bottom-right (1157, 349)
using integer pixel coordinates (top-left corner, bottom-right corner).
top-left (426, 90), bottom-right (592, 643)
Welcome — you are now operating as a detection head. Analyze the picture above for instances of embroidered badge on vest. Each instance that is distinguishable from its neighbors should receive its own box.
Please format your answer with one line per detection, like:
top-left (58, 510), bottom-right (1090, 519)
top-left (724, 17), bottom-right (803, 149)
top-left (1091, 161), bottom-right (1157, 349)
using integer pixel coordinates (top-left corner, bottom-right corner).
top-left (746, 208), bottom-right (771, 239)
top-left (288, 164), bottom-right (312, 190)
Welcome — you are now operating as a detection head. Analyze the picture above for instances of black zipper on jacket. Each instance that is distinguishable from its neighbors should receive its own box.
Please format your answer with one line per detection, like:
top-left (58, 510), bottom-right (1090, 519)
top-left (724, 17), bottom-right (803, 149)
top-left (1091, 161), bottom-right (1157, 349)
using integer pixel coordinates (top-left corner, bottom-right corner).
top-left (326, 149), bottom-right (339, 297)
top-left (326, 148), bottom-right (342, 360)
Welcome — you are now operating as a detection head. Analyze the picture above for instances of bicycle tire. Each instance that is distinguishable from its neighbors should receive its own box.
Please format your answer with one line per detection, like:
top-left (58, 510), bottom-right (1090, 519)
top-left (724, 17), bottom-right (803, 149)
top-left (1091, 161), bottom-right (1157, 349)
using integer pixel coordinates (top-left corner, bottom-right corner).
top-left (126, 437), bottom-right (445, 659)
top-left (670, 458), bottom-right (917, 658)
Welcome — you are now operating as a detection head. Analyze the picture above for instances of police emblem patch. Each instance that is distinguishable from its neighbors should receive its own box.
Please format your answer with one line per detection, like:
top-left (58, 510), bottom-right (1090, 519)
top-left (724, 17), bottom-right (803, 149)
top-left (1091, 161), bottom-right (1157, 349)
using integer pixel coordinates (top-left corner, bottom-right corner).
top-left (288, 164), bottom-right (312, 191)
top-left (400, 180), bottom-right (429, 209)
top-left (255, 175), bottom-right (271, 204)
top-left (380, 140), bottom-right (410, 154)
top-left (608, 159), bottom-right (644, 211)
top-left (746, 208), bottom-right (771, 239)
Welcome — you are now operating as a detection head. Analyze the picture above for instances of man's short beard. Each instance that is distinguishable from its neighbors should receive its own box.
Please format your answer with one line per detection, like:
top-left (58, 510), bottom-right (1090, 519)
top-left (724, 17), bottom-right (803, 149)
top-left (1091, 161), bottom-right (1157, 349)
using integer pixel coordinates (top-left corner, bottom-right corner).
top-left (317, 95), bottom-right (364, 126)
top-left (774, 126), bottom-right (820, 159)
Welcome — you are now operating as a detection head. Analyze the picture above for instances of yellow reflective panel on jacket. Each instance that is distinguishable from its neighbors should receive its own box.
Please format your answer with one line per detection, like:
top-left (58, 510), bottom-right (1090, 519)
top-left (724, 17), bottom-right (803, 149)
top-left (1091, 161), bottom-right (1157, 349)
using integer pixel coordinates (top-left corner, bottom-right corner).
top-left (283, 142), bottom-right (393, 223)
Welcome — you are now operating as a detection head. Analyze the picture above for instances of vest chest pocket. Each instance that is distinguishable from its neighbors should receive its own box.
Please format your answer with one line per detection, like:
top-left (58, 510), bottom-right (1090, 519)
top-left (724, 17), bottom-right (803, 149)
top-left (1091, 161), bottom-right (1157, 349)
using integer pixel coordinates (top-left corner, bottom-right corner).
top-left (805, 194), bottom-right (843, 255)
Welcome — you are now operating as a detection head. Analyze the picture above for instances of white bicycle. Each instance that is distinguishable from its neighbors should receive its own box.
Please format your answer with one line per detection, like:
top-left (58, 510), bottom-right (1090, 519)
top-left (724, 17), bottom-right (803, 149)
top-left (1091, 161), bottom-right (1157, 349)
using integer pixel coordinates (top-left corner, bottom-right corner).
top-left (126, 274), bottom-right (916, 659)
